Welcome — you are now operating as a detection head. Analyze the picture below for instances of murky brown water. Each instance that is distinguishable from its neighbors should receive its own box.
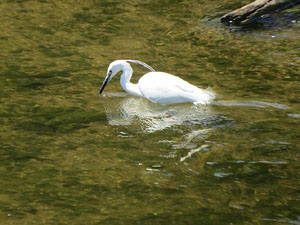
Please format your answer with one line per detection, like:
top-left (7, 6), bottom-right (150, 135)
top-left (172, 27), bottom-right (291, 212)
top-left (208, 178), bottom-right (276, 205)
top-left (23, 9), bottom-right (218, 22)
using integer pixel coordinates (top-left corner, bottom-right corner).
top-left (0, 1), bottom-right (299, 224)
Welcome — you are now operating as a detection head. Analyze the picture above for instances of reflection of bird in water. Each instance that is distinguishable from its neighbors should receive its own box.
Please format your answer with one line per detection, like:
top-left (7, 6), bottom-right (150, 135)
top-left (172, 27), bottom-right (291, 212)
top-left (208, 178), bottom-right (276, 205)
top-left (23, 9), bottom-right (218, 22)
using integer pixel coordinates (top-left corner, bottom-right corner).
top-left (98, 60), bottom-right (215, 105)
top-left (101, 94), bottom-right (217, 133)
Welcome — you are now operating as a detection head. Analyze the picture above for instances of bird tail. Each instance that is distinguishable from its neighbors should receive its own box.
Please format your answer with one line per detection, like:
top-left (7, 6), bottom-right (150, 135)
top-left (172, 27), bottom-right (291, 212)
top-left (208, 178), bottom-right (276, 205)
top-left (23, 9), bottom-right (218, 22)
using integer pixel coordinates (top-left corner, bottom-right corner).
top-left (194, 88), bottom-right (215, 105)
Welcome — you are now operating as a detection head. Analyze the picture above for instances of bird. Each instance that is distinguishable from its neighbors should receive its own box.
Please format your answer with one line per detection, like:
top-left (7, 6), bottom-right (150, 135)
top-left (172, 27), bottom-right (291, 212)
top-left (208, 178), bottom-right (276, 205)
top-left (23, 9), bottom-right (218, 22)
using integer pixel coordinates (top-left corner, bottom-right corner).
top-left (98, 60), bottom-right (215, 105)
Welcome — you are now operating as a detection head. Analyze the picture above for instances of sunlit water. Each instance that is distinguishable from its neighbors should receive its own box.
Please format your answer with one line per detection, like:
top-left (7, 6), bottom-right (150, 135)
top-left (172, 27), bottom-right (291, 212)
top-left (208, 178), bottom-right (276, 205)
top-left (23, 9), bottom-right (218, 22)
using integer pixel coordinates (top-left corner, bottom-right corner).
top-left (0, 1), bottom-right (299, 224)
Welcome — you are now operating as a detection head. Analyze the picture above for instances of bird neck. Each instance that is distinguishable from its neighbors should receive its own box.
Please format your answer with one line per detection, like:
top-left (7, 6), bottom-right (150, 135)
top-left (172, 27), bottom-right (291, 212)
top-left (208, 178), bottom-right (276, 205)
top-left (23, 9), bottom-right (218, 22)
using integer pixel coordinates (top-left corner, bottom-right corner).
top-left (120, 65), bottom-right (143, 97)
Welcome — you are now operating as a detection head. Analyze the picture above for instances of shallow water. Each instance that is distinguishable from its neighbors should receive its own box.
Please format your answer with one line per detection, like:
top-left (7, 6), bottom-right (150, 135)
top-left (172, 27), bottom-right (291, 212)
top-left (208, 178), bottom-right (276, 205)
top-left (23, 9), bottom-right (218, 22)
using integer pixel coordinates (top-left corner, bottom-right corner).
top-left (0, 1), bottom-right (299, 224)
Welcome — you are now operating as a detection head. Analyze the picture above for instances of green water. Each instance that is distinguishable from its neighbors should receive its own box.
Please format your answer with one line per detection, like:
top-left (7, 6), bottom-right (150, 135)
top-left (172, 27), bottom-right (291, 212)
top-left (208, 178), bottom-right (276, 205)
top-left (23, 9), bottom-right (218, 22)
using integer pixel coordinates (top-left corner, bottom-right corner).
top-left (0, 1), bottom-right (300, 224)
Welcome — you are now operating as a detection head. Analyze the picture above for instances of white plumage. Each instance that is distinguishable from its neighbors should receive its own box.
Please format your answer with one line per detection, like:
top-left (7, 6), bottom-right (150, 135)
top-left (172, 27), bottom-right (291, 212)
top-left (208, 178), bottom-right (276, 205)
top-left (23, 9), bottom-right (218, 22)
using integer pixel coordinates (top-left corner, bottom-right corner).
top-left (98, 60), bottom-right (215, 105)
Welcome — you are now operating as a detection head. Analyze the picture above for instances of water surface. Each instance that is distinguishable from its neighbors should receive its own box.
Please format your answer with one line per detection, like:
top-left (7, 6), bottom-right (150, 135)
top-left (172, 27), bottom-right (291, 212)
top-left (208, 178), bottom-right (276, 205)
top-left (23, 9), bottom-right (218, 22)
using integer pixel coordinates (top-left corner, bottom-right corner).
top-left (0, 1), bottom-right (299, 224)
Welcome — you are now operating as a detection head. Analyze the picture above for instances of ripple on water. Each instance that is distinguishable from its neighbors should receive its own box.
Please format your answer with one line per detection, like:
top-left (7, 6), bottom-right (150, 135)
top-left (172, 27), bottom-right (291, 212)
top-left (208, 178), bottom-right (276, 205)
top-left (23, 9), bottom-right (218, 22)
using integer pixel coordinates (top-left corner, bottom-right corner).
top-left (101, 95), bottom-right (224, 133)
top-left (287, 113), bottom-right (300, 119)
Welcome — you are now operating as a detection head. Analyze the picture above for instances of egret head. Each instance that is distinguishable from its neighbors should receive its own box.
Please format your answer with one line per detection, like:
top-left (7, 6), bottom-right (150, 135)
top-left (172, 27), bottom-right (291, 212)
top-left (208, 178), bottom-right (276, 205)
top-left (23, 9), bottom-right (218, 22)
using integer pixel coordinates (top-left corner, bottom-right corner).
top-left (98, 60), bottom-right (128, 95)
top-left (98, 60), bottom-right (155, 95)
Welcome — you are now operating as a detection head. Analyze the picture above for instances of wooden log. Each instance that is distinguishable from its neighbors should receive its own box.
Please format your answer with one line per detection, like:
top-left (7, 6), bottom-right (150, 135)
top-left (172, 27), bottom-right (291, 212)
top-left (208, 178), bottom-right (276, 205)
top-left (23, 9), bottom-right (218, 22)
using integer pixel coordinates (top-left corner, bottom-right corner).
top-left (221, 0), bottom-right (300, 25)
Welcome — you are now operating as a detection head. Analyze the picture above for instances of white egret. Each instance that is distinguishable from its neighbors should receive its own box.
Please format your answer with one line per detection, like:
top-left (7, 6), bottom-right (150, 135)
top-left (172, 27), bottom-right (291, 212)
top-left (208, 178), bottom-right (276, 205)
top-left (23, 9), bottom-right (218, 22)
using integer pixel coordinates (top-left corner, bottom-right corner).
top-left (98, 60), bottom-right (215, 105)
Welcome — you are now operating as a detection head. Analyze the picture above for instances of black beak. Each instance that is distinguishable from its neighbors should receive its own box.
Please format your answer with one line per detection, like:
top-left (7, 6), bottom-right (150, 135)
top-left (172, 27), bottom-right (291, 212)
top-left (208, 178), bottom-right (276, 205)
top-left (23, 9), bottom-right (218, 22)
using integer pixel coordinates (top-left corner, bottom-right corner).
top-left (98, 73), bottom-right (111, 94)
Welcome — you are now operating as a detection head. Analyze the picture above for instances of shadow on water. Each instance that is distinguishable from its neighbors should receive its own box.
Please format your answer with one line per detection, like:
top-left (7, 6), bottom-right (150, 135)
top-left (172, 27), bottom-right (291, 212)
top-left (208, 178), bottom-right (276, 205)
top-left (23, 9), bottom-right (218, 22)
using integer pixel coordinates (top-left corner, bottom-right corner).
top-left (200, 10), bottom-right (300, 34)
top-left (240, 11), bottom-right (300, 30)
